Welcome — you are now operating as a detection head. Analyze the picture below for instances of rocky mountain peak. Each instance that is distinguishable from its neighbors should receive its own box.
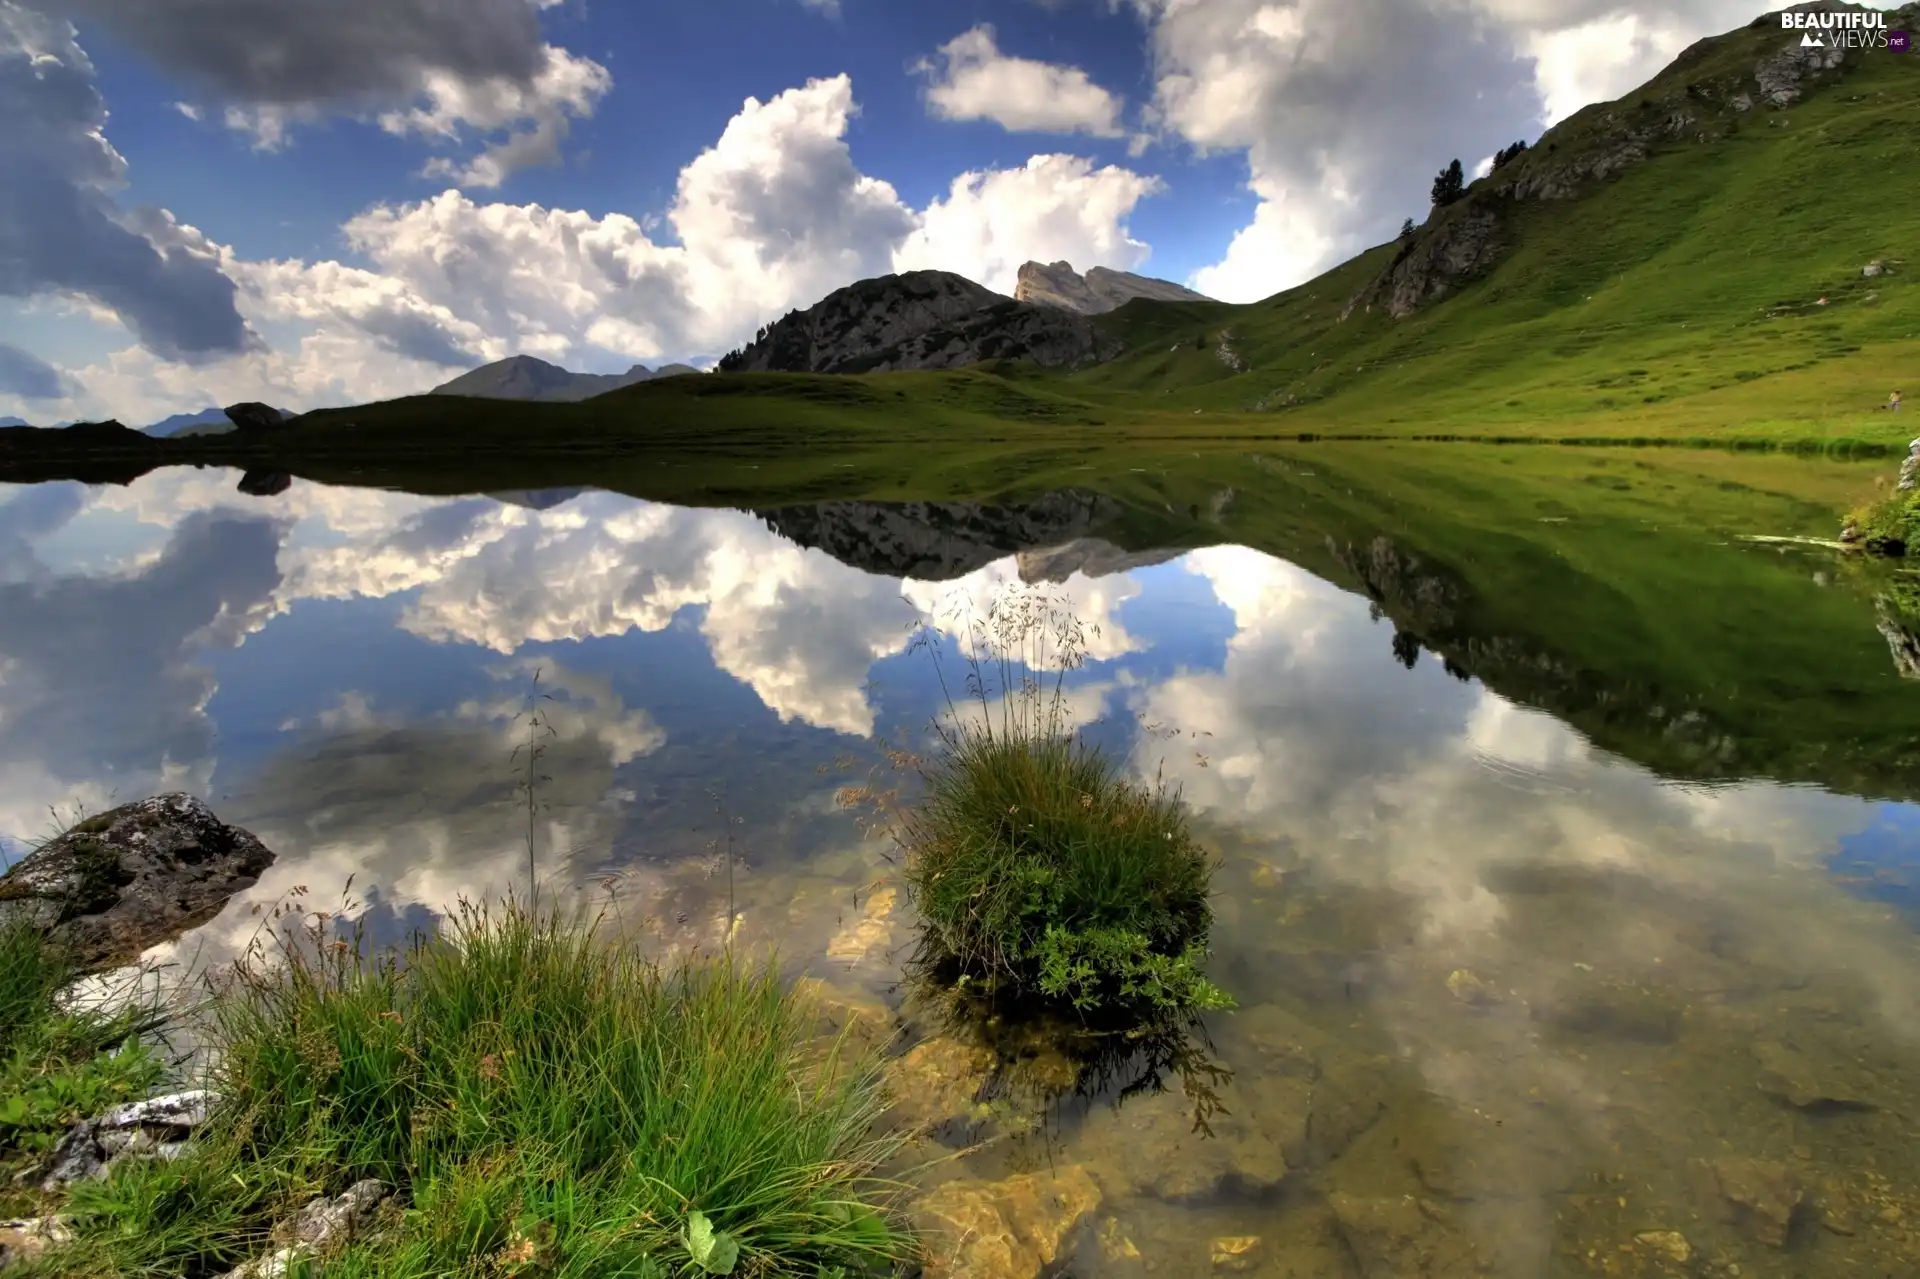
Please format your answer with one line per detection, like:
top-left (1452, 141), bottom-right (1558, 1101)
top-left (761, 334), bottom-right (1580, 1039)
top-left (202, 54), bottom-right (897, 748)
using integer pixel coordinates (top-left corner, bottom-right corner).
top-left (717, 269), bottom-right (1122, 375)
top-left (1014, 261), bottom-right (1210, 316)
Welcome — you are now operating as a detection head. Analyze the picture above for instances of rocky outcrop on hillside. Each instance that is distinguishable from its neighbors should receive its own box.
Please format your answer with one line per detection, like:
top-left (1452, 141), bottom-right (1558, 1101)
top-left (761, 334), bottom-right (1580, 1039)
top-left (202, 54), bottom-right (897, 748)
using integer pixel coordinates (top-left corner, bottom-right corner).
top-left (717, 271), bottom-right (1122, 375)
top-left (757, 491), bottom-right (1130, 580)
top-left (1752, 33), bottom-right (1846, 107)
top-left (1344, 208), bottom-right (1505, 320)
top-left (1014, 261), bottom-right (1210, 315)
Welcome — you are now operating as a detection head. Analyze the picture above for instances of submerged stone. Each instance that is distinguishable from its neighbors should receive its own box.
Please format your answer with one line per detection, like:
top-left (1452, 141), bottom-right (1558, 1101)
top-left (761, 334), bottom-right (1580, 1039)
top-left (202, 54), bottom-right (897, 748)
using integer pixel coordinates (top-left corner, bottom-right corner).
top-left (1208, 1235), bottom-right (1265, 1272)
top-left (1752, 1039), bottom-right (1882, 1111)
top-left (885, 1035), bottom-right (996, 1132)
top-left (1694, 1155), bottom-right (1803, 1247)
top-left (911, 1165), bottom-right (1100, 1279)
top-left (0, 794), bottom-right (275, 970)
top-left (1327, 1193), bottom-right (1493, 1278)
top-left (1074, 1080), bottom-right (1301, 1202)
top-left (1634, 1230), bottom-right (1691, 1263)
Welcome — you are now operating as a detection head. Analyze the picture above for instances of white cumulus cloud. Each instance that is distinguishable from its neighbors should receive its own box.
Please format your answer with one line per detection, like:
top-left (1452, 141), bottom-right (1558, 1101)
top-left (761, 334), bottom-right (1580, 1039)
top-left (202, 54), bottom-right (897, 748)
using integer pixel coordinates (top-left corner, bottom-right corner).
top-left (917, 25), bottom-right (1128, 137)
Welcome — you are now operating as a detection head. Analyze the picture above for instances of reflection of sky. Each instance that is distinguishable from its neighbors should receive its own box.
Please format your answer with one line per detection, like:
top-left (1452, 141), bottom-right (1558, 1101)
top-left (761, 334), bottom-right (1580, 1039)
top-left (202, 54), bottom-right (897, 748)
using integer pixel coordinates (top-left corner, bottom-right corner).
top-left (1832, 805), bottom-right (1920, 916)
top-left (1, 471), bottom-right (1916, 963)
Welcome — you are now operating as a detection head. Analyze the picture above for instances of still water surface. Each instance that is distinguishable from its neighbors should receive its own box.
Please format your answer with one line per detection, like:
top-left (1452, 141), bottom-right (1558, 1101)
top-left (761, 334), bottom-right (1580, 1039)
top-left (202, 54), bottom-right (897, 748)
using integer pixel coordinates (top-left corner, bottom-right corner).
top-left (3, 467), bottom-right (1919, 1277)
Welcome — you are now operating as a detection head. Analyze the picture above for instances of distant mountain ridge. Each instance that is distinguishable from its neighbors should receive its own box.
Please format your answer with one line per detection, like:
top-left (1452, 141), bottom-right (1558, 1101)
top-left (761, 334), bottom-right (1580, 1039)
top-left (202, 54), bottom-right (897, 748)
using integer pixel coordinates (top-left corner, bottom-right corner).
top-left (716, 270), bottom-right (1123, 375)
top-left (431, 355), bottom-right (698, 402)
top-left (1013, 261), bottom-right (1210, 315)
top-left (143, 408), bottom-right (232, 437)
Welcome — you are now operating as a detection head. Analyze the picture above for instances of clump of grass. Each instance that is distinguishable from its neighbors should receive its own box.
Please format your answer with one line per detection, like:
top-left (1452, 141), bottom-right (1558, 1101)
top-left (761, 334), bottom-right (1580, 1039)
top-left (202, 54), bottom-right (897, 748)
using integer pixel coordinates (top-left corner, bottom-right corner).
top-left (54, 899), bottom-right (910, 1277)
top-left (0, 913), bottom-right (167, 1202)
top-left (898, 589), bottom-right (1230, 1019)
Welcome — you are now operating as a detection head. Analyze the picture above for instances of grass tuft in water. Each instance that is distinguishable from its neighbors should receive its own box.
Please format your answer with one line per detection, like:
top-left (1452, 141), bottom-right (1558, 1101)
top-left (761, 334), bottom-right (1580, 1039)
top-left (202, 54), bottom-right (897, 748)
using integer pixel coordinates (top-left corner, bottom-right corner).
top-left (898, 589), bottom-right (1230, 1019)
top-left (50, 899), bottom-right (911, 1278)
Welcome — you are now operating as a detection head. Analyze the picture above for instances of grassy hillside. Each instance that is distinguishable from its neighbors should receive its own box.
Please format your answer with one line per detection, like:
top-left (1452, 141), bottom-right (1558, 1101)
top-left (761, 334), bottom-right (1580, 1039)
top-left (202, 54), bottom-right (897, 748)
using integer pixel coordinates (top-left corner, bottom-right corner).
top-left (1061, 5), bottom-right (1920, 444)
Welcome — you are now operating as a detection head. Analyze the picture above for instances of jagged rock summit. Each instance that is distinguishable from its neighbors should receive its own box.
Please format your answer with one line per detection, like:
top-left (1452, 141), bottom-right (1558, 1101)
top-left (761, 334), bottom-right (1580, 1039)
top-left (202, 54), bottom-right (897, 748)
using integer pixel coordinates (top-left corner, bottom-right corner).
top-left (1013, 261), bottom-right (1210, 315)
top-left (431, 355), bottom-right (696, 402)
top-left (717, 270), bottom-right (1122, 375)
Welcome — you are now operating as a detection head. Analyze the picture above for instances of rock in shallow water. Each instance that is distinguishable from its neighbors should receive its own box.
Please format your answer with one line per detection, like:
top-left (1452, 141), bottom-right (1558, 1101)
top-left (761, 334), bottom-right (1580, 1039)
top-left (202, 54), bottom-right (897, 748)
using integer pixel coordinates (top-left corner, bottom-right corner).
top-left (1693, 1155), bottom-right (1803, 1247)
top-left (0, 794), bottom-right (275, 970)
top-left (1328, 1193), bottom-right (1493, 1277)
top-left (911, 1165), bottom-right (1100, 1279)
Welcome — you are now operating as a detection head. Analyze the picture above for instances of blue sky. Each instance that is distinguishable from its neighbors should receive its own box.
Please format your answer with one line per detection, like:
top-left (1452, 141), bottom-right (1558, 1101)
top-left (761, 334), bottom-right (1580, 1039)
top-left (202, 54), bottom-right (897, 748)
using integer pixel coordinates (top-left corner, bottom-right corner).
top-left (0, 0), bottom-right (1821, 424)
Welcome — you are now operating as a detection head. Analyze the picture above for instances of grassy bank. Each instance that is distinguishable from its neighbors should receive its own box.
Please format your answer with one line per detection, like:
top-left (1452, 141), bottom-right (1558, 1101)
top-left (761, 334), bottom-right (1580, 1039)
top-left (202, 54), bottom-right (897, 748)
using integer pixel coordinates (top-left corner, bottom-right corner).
top-left (0, 915), bottom-right (167, 1213)
top-left (9, 902), bottom-right (911, 1278)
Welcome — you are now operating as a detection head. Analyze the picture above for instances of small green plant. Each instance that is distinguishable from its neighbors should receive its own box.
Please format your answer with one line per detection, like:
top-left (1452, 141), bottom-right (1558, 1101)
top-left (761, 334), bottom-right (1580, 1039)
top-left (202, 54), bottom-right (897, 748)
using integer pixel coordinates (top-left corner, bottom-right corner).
top-left (683, 1209), bottom-right (739, 1275)
top-left (51, 899), bottom-right (912, 1277)
top-left (898, 588), bottom-right (1230, 1019)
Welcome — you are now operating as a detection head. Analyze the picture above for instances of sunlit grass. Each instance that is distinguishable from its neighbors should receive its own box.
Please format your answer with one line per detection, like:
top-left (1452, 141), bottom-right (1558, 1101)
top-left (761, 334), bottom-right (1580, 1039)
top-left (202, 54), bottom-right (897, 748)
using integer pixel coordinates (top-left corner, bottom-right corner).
top-left (48, 900), bottom-right (911, 1278)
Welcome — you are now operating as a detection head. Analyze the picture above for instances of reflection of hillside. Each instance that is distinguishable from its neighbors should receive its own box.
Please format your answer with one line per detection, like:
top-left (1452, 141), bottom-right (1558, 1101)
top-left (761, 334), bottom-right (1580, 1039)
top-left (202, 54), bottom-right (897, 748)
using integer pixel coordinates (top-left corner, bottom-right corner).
top-left (756, 473), bottom-right (1920, 804)
top-left (1319, 530), bottom-right (1920, 801)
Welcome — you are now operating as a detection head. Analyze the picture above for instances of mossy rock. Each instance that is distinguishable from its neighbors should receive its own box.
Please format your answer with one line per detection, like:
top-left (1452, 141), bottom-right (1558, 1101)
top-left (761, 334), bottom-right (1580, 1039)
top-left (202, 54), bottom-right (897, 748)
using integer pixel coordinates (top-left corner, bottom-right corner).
top-left (0, 795), bottom-right (275, 970)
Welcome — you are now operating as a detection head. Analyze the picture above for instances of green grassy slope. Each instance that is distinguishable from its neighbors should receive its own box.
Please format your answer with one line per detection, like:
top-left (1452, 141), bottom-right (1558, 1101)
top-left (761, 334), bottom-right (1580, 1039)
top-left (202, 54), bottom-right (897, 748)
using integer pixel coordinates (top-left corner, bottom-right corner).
top-left (1062, 7), bottom-right (1920, 444)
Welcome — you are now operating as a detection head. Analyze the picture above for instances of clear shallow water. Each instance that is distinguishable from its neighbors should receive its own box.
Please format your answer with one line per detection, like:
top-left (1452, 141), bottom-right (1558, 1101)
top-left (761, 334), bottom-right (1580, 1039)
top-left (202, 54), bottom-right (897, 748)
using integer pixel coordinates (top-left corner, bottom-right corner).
top-left (3, 470), bottom-right (1920, 1277)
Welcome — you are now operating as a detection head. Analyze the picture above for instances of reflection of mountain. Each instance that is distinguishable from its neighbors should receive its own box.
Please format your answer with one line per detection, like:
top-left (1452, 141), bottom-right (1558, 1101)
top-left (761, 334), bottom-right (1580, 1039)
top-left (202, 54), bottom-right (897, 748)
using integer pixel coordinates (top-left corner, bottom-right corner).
top-left (756, 492), bottom-right (1133, 581)
top-left (483, 488), bottom-right (590, 511)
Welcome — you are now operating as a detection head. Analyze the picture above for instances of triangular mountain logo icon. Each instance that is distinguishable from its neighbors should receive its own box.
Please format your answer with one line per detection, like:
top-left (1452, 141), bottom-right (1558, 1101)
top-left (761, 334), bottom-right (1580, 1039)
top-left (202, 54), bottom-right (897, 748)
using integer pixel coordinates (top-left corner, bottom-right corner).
top-left (1800, 31), bottom-right (1826, 47)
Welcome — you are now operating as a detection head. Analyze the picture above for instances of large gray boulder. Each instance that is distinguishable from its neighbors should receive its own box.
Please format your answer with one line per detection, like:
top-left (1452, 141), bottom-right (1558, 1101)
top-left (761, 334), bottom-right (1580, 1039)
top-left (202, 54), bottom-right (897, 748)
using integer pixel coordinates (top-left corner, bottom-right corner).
top-left (0, 794), bottom-right (275, 970)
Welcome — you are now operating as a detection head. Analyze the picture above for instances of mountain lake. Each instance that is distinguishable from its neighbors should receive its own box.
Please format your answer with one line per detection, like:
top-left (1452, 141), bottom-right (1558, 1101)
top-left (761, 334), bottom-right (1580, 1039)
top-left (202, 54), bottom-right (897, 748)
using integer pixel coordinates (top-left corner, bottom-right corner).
top-left (3, 443), bottom-right (1919, 1279)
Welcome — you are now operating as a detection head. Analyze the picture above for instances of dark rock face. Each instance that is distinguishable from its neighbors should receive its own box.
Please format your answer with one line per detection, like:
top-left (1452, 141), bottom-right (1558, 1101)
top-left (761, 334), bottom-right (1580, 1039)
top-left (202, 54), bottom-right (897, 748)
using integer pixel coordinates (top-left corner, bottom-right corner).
top-left (756, 491), bottom-right (1128, 580)
top-left (0, 794), bottom-right (275, 970)
top-left (721, 270), bottom-right (1122, 375)
top-left (223, 402), bottom-right (287, 432)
